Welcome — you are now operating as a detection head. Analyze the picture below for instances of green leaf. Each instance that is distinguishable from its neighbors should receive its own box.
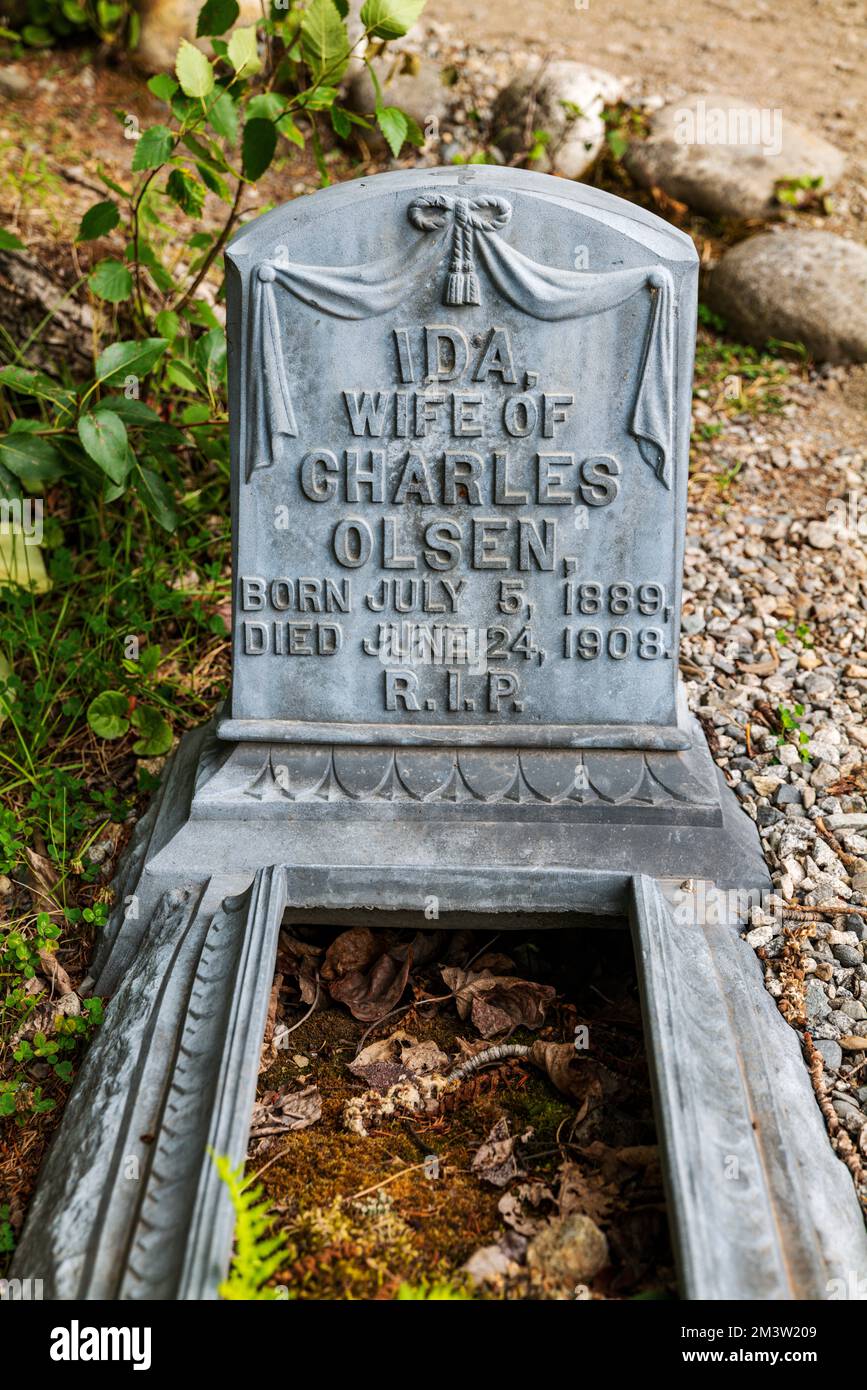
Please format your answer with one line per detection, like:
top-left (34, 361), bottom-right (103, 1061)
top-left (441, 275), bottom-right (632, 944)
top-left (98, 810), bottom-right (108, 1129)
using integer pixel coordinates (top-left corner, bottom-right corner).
top-left (132, 239), bottom-right (176, 295)
top-left (166, 359), bottom-right (202, 391)
top-left (278, 113), bottom-right (304, 147)
top-left (181, 130), bottom-right (230, 172)
top-left (95, 338), bottom-right (169, 386)
top-left (300, 0), bottom-right (350, 81)
top-left (136, 467), bottom-right (178, 532)
top-left (299, 84), bottom-right (339, 111)
top-left (403, 112), bottom-right (425, 148)
top-left (94, 396), bottom-right (161, 426)
top-left (130, 704), bottom-right (173, 756)
top-left (0, 366), bottom-right (73, 408)
top-left (360, 0), bottom-right (425, 40)
top-left (87, 690), bottom-right (129, 739)
top-left (246, 92), bottom-right (284, 121)
top-left (375, 105), bottom-right (408, 157)
top-left (147, 73), bottom-right (178, 102)
top-left (166, 168), bottom-right (206, 218)
top-left (22, 24), bottom-right (53, 46)
top-left (196, 0), bottom-right (239, 36)
top-left (155, 309), bottom-right (180, 340)
top-left (195, 327), bottom-right (227, 387)
top-left (0, 432), bottom-right (63, 489)
top-left (242, 118), bottom-right (277, 181)
top-left (0, 229), bottom-right (24, 252)
top-left (88, 258), bottom-right (133, 303)
top-left (98, 168), bottom-right (130, 199)
top-left (131, 125), bottom-right (175, 171)
top-left (196, 162), bottom-right (230, 201)
top-left (330, 106), bottom-right (350, 138)
top-left (227, 24), bottom-right (261, 77)
top-left (77, 411), bottom-right (131, 485)
top-left (206, 87), bottom-right (239, 143)
top-left (76, 200), bottom-right (119, 242)
top-left (176, 38), bottom-right (215, 98)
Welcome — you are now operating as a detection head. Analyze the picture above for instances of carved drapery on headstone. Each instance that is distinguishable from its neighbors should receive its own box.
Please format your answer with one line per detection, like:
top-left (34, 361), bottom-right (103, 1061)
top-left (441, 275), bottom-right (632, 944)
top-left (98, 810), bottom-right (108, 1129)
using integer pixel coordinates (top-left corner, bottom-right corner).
top-left (244, 194), bottom-right (674, 488)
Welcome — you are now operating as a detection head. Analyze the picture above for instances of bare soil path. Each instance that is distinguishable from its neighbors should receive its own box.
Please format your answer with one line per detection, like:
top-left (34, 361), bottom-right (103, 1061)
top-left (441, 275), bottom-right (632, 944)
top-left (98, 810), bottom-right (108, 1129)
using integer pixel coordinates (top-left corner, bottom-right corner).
top-left (438, 0), bottom-right (865, 172)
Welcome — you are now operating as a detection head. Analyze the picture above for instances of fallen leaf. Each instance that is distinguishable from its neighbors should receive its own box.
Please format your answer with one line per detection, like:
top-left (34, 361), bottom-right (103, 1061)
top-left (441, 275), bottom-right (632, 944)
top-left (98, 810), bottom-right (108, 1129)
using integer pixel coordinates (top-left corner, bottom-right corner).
top-left (528, 1040), bottom-right (590, 1101)
top-left (498, 1180), bottom-right (555, 1235)
top-left (322, 926), bottom-right (380, 980)
top-left (330, 949), bottom-right (412, 1022)
top-left (25, 846), bottom-right (63, 921)
top-left (441, 966), bottom-right (555, 1039)
top-left (471, 1117), bottom-right (528, 1187)
top-left (277, 932), bottom-right (321, 1005)
top-left (349, 1031), bottom-right (449, 1092)
top-left (249, 1084), bottom-right (322, 1137)
top-left (258, 972), bottom-right (284, 1072)
top-left (38, 948), bottom-right (74, 996)
top-left (557, 1160), bottom-right (615, 1225)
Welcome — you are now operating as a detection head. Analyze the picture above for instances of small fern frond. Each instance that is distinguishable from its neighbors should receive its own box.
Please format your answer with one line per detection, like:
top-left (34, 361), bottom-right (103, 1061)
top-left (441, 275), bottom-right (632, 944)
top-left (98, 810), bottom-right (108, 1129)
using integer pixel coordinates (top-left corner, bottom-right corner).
top-left (212, 1151), bottom-right (290, 1300)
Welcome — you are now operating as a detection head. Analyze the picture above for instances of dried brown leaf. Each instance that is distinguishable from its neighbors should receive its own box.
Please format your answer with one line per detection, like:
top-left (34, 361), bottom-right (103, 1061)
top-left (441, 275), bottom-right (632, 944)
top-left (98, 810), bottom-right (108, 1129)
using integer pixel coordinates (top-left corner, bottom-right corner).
top-left (441, 967), bottom-right (555, 1039)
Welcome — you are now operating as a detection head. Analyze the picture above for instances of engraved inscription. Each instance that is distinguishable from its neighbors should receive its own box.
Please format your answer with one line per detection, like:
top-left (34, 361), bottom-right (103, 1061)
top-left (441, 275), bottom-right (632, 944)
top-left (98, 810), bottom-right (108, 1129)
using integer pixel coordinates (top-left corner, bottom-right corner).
top-left (227, 179), bottom-right (687, 737)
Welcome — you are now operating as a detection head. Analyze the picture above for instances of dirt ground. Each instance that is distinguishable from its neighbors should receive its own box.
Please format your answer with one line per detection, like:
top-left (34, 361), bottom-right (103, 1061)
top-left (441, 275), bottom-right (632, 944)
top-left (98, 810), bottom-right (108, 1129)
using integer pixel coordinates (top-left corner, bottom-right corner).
top-left (438, 0), bottom-right (866, 174)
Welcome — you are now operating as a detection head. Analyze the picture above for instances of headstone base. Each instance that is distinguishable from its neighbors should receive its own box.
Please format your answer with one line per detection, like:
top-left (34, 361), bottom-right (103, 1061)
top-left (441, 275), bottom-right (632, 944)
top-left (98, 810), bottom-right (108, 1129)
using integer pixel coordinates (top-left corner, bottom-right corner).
top-left (92, 682), bottom-right (766, 990)
top-left (15, 698), bottom-right (866, 1302)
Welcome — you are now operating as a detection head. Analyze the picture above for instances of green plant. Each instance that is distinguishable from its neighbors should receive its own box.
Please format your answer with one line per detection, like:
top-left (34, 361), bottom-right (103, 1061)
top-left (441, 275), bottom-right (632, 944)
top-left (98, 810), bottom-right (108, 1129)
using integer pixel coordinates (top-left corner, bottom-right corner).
top-left (0, 807), bottom-right (27, 874)
top-left (213, 1152), bottom-right (290, 1300)
top-left (776, 622), bottom-right (813, 649)
top-left (777, 702), bottom-right (810, 760)
top-left (0, 1204), bottom-right (14, 1256)
top-left (396, 1278), bottom-right (473, 1299)
top-left (12, 996), bottom-right (103, 1086)
top-left (17, 0), bottom-right (136, 49)
top-left (774, 174), bottom-right (831, 213)
top-left (527, 128), bottom-right (551, 164)
top-left (0, 0), bottom-right (427, 535)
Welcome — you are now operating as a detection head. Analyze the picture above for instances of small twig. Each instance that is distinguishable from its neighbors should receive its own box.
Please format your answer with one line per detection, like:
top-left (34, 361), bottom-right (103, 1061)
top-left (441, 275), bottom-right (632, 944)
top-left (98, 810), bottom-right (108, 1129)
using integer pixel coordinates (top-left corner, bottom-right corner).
top-left (347, 1163), bottom-right (428, 1203)
top-left (281, 973), bottom-right (320, 1037)
top-left (463, 933), bottom-right (501, 971)
top-left (816, 817), bottom-right (865, 872)
top-left (354, 989), bottom-right (457, 1056)
top-left (804, 1031), bottom-right (867, 1192)
top-left (784, 902), bottom-right (867, 918)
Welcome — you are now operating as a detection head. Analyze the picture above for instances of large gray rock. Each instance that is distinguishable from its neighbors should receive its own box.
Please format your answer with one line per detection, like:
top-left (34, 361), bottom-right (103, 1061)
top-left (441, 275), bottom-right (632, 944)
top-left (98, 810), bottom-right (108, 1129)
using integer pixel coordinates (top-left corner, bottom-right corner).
top-left (492, 61), bottom-right (623, 180)
top-left (625, 93), bottom-right (845, 221)
top-left (133, 0), bottom-right (263, 73)
top-left (345, 57), bottom-right (451, 151)
top-left (707, 231), bottom-right (867, 363)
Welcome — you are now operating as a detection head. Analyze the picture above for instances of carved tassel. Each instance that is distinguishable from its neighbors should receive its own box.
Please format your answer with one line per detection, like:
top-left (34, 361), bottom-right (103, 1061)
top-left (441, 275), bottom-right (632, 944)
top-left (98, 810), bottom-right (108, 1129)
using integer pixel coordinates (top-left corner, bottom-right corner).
top-left (444, 217), bottom-right (480, 306)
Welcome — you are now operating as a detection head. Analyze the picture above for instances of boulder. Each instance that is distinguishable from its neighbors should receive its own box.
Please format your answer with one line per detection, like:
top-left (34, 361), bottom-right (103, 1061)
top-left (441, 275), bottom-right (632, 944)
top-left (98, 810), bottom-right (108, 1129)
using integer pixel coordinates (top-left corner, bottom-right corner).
top-left (133, 0), bottom-right (263, 74)
top-left (707, 231), bottom-right (867, 363)
top-left (625, 93), bottom-right (845, 221)
top-left (492, 61), bottom-right (623, 180)
top-left (345, 56), bottom-right (452, 153)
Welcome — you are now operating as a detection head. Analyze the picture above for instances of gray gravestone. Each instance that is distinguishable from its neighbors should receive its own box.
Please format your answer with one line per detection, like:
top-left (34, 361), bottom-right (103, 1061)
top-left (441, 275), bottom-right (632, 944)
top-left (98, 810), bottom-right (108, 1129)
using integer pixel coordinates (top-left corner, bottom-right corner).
top-left (28, 171), bottom-right (867, 1308)
top-left (219, 168), bottom-right (691, 750)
